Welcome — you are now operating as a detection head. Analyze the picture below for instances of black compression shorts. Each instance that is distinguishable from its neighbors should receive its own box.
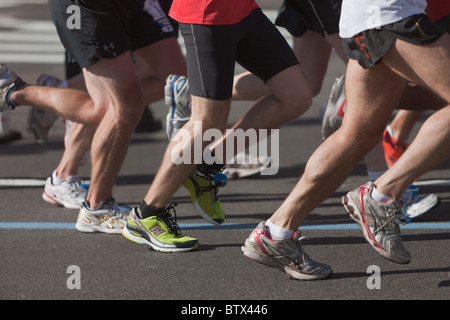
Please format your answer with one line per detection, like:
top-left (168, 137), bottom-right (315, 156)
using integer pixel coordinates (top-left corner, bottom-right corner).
top-left (275, 0), bottom-right (341, 37)
top-left (179, 8), bottom-right (299, 100)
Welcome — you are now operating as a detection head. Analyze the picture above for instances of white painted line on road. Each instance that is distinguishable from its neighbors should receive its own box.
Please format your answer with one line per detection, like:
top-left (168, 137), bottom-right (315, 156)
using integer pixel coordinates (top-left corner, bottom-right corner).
top-left (414, 179), bottom-right (450, 187)
top-left (0, 178), bottom-right (89, 187)
top-left (0, 0), bottom-right (48, 8)
top-left (0, 178), bottom-right (46, 187)
top-left (0, 43), bottom-right (64, 52)
top-left (0, 53), bottom-right (64, 64)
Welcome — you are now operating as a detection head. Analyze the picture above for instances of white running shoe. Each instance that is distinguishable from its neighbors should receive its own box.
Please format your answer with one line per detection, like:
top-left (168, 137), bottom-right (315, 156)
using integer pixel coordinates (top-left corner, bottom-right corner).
top-left (400, 185), bottom-right (440, 219)
top-left (321, 74), bottom-right (346, 140)
top-left (223, 155), bottom-right (271, 179)
top-left (42, 172), bottom-right (87, 209)
top-left (76, 198), bottom-right (130, 234)
top-left (164, 74), bottom-right (191, 140)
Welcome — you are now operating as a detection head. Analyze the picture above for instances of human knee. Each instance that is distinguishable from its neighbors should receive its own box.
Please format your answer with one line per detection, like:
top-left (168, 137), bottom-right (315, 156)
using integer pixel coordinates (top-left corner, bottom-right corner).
top-left (93, 95), bottom-right (145, 126)
top-left (276, 85), bottom-right (313, 121)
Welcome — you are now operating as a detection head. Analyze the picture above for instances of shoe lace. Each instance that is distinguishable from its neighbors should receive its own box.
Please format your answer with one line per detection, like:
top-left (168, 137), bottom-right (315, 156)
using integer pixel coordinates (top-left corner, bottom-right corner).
top-left (374, 206), bottom-right (410, 234)
top-left (157, 203), bottom-right (181, 235)
top-left (66, 176), bottom-right (85, 195)
top-left (197, 170), bottom-right (227, 201)
top-left (99, 197), bottom-right (130, 220)
top-left (288, 233), bottom-right (315, 269)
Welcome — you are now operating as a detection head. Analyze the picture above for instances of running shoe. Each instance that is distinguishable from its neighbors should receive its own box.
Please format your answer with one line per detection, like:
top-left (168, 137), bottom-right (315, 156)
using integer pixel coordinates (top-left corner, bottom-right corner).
top-left (165, 74), bottom-right (191, 140)
top-left (342, 182), bottom-right (411, 264)
top-left (321, 74), bottom-right (346, 140)
top-left (42, 171), bottom-right (87, 209)
top-left (27, 74), bottom-right (60, 143)
top-left (223, 155), bottom-right (271, 179)
top-left (122, 204), bottom-right (199, 252)
top-left (183, 168), bottom-right (227, 225)
top-left (242, 221), bottom-right (332, 280)
top-left (400, 185), bottom-right (440, 219)
top-left (75, 198), bottom-right (130, 234)
top-left (0, 63), bottom-right (25, 112)
top-left (383, 127), bottom-right (408, 167)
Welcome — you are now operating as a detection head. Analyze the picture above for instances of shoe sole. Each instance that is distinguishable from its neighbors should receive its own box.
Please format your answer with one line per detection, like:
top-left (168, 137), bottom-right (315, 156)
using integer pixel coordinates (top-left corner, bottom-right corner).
top-left (122, 225), bottom-right (198, 253)
top-left (342, 194), bottom-right (410, 264)
top-left (42, 191), bottom-right (80, 210)
top-left (75, 220), bottom-right (123, 234)
top-left (224, 162), bottom-right (271, 179)
top-left (193, 199), bottom-right (223, 225)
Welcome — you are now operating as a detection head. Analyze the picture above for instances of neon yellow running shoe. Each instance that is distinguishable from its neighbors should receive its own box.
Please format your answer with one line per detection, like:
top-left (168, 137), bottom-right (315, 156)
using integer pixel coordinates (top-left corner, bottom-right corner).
top-left (122, 204), bottom-right (199, 253)
top-left (183, 169), bottom-right (227, 225)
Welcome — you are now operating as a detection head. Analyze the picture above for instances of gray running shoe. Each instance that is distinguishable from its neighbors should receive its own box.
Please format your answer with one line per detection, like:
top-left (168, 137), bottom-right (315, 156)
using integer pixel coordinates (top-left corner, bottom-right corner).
top-left (321, 74), bottom-right (346, 140)
top-left (76, 198), bottom-right (130, 234)
top-left (27, 74), bottom-right (61, 143)
top-left (0, 64), bottom-right (25, 112)
top-left (242, 221), bottom-right (332, 280)
top-left (164, 74), bottom-right (191, 140)
top-left (342, 182), bottom-right (411, 264)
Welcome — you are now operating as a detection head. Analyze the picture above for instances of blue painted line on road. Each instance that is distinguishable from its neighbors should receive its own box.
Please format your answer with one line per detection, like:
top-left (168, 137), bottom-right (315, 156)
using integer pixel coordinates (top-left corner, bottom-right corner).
top-left (0, 221), bottom-right (449, 230)
top-left (0, 222), bottom-right (76, 229)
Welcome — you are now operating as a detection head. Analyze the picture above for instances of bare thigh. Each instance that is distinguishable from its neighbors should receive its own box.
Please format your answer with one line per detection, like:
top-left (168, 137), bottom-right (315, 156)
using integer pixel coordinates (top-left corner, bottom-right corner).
top-left (383, 34), bottom-right (450, 104)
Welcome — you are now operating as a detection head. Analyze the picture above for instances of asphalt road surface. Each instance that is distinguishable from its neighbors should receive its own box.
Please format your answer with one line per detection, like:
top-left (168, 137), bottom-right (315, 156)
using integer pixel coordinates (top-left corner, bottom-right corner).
top-left (0, 0), bottom-right (449, 307)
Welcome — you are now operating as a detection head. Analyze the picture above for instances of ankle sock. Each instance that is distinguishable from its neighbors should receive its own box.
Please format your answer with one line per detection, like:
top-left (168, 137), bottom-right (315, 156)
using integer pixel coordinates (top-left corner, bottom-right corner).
top-left (137, 201), bottom-right (165, 219)
top-left (52, 170), bottom-right (64, 185)
top-left (370, 187), bottom-right (393, 203)
top-left (264, 219), bottom-right (294, 240)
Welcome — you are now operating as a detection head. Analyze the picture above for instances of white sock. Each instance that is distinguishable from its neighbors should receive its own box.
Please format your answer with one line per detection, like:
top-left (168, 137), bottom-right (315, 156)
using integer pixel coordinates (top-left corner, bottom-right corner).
top-left (370, 187), bottom-right (393, 203)
top-left (264, 219), bottom-right (294, 240)
top-left (52, 170), bottom-right (64, 185)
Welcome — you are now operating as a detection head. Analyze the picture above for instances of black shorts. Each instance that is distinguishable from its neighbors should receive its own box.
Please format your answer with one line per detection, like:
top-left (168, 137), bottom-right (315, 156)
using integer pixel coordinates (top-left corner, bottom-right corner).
top-left (275, 0), bottom-right (341, 37)
top-left (434, 14), bottom-right (450, 33)
top-left (343, 14), bottom-right (445, 69)
top-left (50, 0), bottom-right (178, 68)
top-left (179, 8), bottom-right (299, 100)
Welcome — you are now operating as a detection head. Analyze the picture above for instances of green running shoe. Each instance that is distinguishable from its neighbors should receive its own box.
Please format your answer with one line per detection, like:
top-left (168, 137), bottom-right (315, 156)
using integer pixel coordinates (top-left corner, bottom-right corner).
top-left (122, 204), bottom-right (199, 253)
top-left (183, 169), bottom-right (227, 225)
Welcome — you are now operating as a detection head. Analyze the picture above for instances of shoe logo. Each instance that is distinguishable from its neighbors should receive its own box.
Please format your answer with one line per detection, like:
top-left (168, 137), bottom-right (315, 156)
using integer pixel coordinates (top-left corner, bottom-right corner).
top-left (78, 213), bottom-right (91, 224)
top-left (253, 230), bottom-right (269, 255)
top-left (337, 99), bottom-right (346, 117)
top-left (150, 225), bottom-right (165, 236)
